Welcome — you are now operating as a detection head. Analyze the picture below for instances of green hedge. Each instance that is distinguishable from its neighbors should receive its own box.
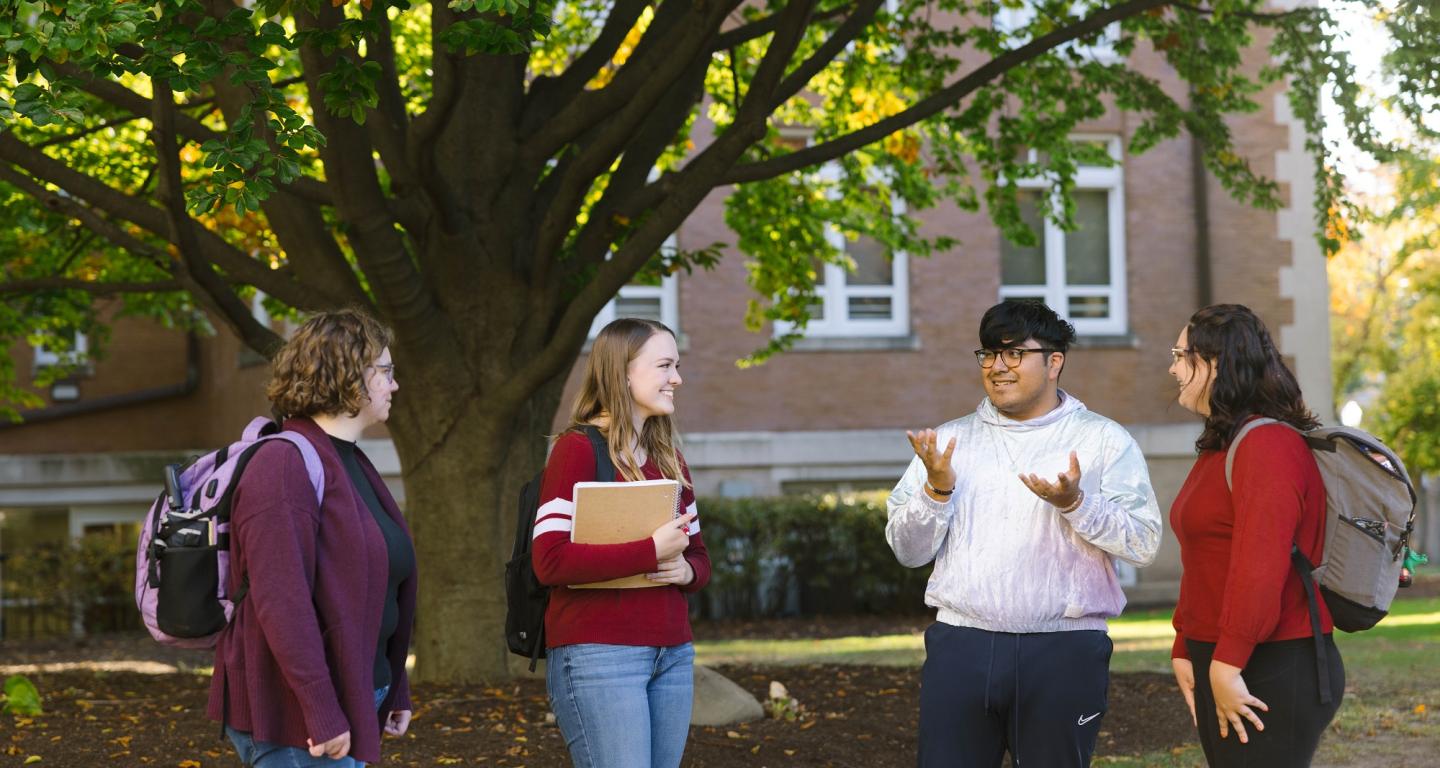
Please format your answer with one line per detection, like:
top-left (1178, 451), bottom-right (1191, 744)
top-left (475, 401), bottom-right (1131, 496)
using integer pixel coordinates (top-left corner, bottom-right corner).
top-left (693, 492), bottom-right (932, 619)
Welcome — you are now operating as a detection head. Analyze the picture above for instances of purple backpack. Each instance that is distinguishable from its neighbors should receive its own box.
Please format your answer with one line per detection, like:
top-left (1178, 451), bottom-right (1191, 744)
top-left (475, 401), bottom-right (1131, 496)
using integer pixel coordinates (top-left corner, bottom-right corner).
top-left (134, 417), bottom-right (325, 648)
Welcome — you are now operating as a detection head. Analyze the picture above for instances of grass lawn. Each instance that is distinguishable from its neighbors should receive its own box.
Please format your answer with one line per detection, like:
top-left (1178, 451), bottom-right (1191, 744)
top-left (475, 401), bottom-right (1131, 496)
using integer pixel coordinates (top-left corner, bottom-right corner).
top-left (694, 595), bottom-right (1440, 766)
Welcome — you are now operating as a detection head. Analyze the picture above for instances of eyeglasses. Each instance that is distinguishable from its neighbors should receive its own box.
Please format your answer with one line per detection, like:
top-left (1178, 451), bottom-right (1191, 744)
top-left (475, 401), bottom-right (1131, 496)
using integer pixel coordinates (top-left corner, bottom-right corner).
top-left (370, 363), bottom-right (396, 383)
top-left (1170, 347), bottom-right (1190, 365)
top-left (973, 347), bottom-right (1060, 369)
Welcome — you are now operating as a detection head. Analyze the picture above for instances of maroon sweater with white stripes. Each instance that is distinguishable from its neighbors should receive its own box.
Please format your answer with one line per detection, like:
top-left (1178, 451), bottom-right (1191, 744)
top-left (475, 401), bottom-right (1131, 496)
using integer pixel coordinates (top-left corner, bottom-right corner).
top-left (532, 430), bottom-right (710, 648)
top-left (1170, 422), bottom-right (1331, 668)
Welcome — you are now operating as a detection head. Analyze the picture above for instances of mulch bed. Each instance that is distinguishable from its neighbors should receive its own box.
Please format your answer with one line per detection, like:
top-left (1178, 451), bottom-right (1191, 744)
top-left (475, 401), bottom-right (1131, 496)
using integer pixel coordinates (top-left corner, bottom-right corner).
top-left (0, 649), bottom-right (1196, 767)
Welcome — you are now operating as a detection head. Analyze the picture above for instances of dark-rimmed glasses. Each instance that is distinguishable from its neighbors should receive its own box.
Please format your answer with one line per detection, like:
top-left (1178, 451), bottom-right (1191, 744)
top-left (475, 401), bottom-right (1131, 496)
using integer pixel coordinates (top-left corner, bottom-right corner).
top-left (973, 347), bottom-right (1060, 369)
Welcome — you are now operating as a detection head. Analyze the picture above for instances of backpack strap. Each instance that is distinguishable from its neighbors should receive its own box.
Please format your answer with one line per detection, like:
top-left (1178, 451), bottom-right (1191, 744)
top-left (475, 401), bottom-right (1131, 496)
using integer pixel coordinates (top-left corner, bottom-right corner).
top-left (1292, 546), bottom-right (1333, 705)
top-left (581, 425), bottom-right (617, 483)
top-left (241, 415), bottom-right (278, 443)
top-left (259, 430), bottom-right (326, 507)
top-left (221, 430), bottom-right (326, 602)
top-left (1223, 417), bottom-right (1284, 490)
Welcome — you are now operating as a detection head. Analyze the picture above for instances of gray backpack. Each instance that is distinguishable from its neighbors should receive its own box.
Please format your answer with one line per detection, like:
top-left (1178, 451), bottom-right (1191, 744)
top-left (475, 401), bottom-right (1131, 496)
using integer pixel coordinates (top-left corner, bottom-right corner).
top-left (1226, 419), bottom-right (1417, 703)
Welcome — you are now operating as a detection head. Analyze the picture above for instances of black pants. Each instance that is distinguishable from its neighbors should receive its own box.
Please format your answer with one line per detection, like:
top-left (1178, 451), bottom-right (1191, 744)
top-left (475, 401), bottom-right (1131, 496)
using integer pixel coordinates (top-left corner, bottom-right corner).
top-left (1186, 636), bottom-right (1345, 768)
top-left (918, 623), bottom-right (1112, 768)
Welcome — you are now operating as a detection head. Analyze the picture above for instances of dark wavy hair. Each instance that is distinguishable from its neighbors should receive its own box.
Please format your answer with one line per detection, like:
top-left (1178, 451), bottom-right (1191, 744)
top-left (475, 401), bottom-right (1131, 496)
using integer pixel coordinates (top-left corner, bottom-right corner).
top-left (978, 300), bottom-right (1077, 351)
top-left (267, 309), bottom-right (393, 420)
top-left (1183, 304), bottom-right (1318, 452)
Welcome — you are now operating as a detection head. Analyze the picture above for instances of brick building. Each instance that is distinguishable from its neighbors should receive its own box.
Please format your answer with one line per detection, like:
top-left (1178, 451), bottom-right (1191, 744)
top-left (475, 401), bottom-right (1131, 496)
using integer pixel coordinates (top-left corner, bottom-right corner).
top-left (0, 22), bottom-right (1334, 634)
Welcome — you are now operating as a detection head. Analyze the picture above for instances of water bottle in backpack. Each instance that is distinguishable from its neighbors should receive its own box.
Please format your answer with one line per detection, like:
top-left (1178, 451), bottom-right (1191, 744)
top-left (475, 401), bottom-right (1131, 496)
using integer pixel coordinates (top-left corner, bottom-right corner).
top-left (134, 417), bottom-right (325, 648)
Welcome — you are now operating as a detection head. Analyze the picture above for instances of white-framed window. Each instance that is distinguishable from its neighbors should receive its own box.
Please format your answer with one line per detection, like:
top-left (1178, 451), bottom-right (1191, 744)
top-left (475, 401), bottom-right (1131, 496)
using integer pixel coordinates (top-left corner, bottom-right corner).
top-left (998, 135), bottom-right (1127, 336)
top-left (994, 1), bottom-right (1120, 64)
top-left (588, 235), bottom-right (681, 337)
top-left (774, 162), bottom-right (911, 339)
top-left (32, 333), bottom-right (89, 371)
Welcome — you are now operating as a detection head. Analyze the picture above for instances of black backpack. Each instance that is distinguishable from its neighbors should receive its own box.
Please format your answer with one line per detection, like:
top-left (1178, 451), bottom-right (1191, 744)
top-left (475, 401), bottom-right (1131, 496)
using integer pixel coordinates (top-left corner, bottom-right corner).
top-left (505, 425), bottom-right (614, 670)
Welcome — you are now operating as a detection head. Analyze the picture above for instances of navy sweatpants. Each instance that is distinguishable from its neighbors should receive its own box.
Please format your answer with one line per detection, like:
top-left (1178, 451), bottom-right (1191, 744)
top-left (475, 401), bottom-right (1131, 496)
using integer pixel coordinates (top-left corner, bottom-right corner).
top-left (918, 623), bottom-right (1112, 768)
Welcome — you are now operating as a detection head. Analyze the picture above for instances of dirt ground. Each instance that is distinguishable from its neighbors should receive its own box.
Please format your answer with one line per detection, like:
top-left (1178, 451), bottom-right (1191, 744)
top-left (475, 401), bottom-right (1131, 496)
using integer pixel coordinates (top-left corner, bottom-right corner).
top-left (0, 619), bottom-right (1198, 767)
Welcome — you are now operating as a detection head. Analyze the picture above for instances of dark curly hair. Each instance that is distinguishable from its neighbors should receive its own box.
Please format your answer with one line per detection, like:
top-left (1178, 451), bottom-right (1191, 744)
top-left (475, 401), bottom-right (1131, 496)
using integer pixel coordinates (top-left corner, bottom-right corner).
top-left (266, 309), bottom-right (393, 420)
top-left (978, 300), bottom-right (1077, 352)
top-left (1183, 304), bottom-right (1318, 452)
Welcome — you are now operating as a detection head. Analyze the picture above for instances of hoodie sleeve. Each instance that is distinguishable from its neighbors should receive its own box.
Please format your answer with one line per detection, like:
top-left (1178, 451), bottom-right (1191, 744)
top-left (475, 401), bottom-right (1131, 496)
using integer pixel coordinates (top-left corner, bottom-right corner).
top-left (1059, 425), bottom-right (1162, 567)
top-left (886, 450), bottom-right (957, 569)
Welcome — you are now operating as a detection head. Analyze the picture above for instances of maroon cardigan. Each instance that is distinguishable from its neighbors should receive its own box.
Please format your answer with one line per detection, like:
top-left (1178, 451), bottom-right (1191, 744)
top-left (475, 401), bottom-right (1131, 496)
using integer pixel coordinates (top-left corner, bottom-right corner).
top-left (207, 417), bottom-right (417, 764)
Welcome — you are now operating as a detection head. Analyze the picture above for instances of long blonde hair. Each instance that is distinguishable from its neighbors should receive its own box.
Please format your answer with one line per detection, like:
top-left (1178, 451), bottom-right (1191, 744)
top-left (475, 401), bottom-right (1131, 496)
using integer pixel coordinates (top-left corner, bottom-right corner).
top-left (566, 318), bottom-right (689, 486)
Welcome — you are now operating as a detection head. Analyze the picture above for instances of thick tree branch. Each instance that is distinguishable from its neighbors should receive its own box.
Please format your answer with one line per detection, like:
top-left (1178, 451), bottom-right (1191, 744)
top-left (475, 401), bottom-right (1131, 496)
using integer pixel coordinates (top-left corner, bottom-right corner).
top-left (365, 10), bottom-right (420, 198)
top-left (408, 3), bottom-right (464, 222)
top-left (0, 163), bottom-right (173, 270)
top-left (35, 114), bottom-right (148, 149)
top-left (52, 62), bottom-right (333, 207)
top-left (522, 0), bottom-right (739, 165)
top-left (527, 0), bottom-right (742, 266)
top-left (152, 79), bottom-right (285, 356)
top-left (189, 0), bottom-right (370, 310)
top-left (711, 2), bottom-right (854, 50)
top-left (0, 277), bottom-right (181, 295)
top-left (0, 134), bottom-right (323, 310)
top-left (733, 0), bottom-right (818, 122)
top-left (296, 5), bottom-right (441, 331)
top-left (522, 0), bottom-right (651, 131)
top-left (772, 0), bottom-right (885, 106)
top-left (723, 0), bottom-right (1174, 185)
top-left (563, 54), bottom-right (710, 278)
top-left (517, 0), bottom-right (812, 382)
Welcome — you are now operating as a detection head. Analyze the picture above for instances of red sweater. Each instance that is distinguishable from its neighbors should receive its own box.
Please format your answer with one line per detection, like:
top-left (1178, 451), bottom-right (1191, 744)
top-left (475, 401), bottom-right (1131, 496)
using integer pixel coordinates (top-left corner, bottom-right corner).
top-left (532, 430), bottom-right (710, 648)
top-left (1170, 421), bottom-right (1331, 668)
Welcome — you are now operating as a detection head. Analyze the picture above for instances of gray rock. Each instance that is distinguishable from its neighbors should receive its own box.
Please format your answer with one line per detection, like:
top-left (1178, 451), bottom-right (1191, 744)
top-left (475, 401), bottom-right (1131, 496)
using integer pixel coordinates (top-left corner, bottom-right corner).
top-left (691, 664), bottom-right (764, 726)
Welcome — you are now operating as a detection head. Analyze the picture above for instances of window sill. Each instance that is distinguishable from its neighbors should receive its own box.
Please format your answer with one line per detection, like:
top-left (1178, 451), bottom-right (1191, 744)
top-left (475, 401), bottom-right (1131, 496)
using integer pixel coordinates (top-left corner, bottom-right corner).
top-left (785, 334), bottom-right (921, 352)
top-left (1071, 333), bottom-right (1138, 349)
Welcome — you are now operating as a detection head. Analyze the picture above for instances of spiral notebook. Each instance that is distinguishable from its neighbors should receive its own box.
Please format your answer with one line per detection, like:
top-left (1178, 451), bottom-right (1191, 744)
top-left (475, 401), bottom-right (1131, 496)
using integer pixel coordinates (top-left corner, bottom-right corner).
top-left (570, 478), bottom-right (682, 589)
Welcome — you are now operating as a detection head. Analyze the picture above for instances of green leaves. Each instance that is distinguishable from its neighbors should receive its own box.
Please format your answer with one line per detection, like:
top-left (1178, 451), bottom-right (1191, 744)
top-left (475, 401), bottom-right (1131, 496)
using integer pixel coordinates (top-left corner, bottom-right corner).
top-left (2, 675), bottom-right (43, 716)
top-left (317, 57), bottom-right (382, 123)
top-left (440, 16), bottom-right (551, 55)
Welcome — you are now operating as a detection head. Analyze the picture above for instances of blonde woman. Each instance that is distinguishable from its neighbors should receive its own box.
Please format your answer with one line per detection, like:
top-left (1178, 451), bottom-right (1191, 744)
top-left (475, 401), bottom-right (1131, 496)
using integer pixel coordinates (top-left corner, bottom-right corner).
top-left (531, 318), bottom-right (710, 768)
top-left (211, 309), bottom-right (415, 767)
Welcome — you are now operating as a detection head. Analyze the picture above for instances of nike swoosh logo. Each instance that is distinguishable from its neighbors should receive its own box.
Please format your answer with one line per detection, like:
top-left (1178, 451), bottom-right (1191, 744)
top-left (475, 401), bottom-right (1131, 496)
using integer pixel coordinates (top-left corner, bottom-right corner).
top-left (1077, 712), bottom-right (1101, 726)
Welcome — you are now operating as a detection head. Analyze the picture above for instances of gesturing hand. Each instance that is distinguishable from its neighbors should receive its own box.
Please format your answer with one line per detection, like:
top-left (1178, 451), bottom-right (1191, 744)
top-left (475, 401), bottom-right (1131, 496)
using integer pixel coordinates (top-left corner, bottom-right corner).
top-left (905, 429), bottom-right (957, 497)
top-left (1019, 451), bottom-right (1082, 509)
top-left (1210, 660), bottom-right (1268, 743)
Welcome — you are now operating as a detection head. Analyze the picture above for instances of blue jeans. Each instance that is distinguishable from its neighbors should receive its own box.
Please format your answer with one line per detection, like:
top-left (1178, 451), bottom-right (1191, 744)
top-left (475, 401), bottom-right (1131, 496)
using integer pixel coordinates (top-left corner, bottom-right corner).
top-left (547, 642), bottom-right (695, 768)
top-left (226, 686), bottom-right (389, 767)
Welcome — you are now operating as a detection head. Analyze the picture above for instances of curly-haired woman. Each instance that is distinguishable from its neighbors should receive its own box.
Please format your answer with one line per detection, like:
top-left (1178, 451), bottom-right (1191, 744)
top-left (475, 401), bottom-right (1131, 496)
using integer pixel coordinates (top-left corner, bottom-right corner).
top-left (1167, 304), bottom-right (1343, 767)
top-left (209, 309), bottom-right (416, 768)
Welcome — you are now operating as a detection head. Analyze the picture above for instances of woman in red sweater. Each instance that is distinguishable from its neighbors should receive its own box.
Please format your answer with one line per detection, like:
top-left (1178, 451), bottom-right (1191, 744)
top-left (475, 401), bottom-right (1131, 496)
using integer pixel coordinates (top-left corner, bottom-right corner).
top-left (1167, 304), bottom-right (1343, 766)
top-left (532, 317), bottom-right (710, 768)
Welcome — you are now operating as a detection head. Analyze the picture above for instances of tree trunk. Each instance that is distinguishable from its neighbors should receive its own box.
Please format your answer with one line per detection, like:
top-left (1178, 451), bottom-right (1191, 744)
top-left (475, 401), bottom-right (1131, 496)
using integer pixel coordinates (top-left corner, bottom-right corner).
top-left (388, 366), bottom-right (570, 683)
